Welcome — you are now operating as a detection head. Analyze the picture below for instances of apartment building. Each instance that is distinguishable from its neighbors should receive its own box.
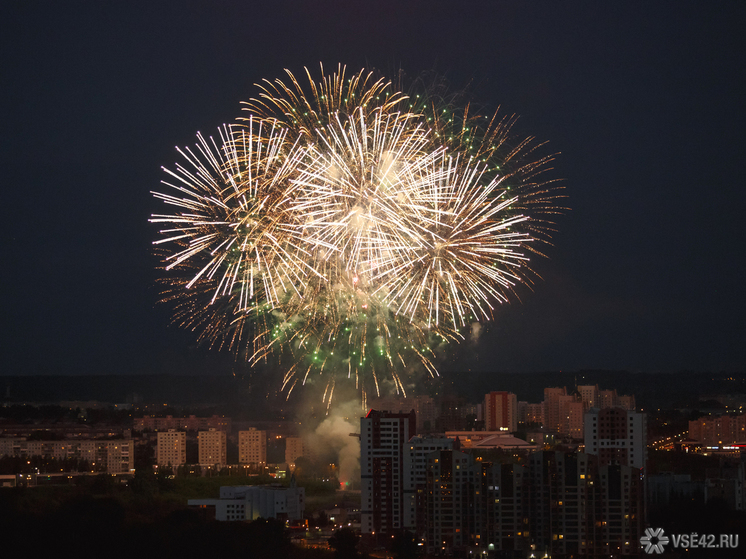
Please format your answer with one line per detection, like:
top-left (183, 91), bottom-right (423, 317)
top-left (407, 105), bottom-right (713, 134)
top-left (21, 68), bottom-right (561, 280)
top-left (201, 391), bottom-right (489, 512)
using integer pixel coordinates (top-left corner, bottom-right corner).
top-left (238, 428), bottom-right (267, 464)
top-left (156, 429), bottom-right (186, 467)
top-left (360, 409), bottom-right (416, 539)
top-left (584, 408), bottom-right (647, 469)
top-left (0, 438), bottom-right (134, 474)
top-left (484, 391), bottom-right (518, 433)
top-left (198, 428), bottom-right (227, 466)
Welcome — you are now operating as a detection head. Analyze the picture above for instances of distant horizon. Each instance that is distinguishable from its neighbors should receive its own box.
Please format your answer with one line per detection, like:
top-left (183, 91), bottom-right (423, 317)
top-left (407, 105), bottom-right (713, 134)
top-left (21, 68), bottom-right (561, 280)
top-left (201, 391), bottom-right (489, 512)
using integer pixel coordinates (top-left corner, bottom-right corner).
top-left (2, 370), bottom-right (743, 414)
top-left (2, 368), bottom-right (743, 377)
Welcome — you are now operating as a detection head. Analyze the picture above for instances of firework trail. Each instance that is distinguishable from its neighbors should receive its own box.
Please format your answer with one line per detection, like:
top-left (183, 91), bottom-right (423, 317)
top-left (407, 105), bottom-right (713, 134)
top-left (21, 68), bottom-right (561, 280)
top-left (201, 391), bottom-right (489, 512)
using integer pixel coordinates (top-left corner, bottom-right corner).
top-left (151, 64), bottom-right (563, 408)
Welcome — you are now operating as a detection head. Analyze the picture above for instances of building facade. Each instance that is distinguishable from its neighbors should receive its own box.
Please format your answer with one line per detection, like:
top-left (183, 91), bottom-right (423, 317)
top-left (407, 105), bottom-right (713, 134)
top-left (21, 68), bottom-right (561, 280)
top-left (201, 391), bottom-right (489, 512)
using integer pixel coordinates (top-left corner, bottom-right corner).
top-left (423, 449), bottom-right (529, 556)
top-left (419, 450), bottom-right (644, 557)
top-left (355, 407), bottom-right (646, 557)
top-left (584, 408), bottom-right (647, 469)
top-left (578, 384), bottom-right (600, 409)
top-left (484, 391), bottom-right (518, 433)
top-left (424, 449), bottom-right (478, 554)
top-left (543, 387), bottom-right (568, 433)
top-left (360, 409), bottom-right (416, 538)
top-left (688, 414), bottom-right (746, 446)
top-left (598, 389), bottom-right (618, 409)
top-left (403, 435), bottom-right (456, 533)
top-left (525, 403), bottom-right (544, 425)
top-left (238, 428), bottom-right (267, 464)
top-left (527, 451), bottom-right (644, 557)
top-left (0, 438), bottom-right (134, 474)
top-left (188, 480), bottom-right (305, 521)
top-left (134, 414), bottom-right (231, 432)
top-left (567, 400), bottom-right (585, 439)
top-left (156, 429), bottom-right (186, 467)
top-left (285, 437), bottom-right (306, 467)
top-left (198, 428), bottom-right (227, 466)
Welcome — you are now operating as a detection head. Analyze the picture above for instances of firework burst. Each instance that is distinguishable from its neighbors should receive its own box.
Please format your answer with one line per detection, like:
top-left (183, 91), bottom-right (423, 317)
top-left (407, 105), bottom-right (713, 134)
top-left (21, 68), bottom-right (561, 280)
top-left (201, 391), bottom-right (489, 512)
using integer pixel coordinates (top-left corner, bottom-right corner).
top-left (151, 64), bottom-right (563, 408)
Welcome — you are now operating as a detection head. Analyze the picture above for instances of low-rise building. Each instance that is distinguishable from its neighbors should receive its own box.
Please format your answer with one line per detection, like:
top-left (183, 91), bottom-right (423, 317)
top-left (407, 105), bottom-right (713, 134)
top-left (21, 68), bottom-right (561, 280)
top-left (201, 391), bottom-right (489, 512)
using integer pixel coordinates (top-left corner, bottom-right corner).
top-left (188, 479), bottom-right (305, 522)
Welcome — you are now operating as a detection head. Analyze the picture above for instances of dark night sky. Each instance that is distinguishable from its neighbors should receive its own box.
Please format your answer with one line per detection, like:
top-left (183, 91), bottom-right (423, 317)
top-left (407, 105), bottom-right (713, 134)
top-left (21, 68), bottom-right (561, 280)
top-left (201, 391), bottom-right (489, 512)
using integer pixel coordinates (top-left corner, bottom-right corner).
top-left (1, 1), bottom-right (744, 378)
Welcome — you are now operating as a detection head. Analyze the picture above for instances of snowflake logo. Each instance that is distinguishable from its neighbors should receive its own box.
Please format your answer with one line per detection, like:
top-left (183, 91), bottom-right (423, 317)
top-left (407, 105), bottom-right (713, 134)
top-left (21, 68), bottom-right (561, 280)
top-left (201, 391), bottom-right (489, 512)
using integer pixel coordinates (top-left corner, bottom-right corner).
top-left (640, 527), bottom-right (669, 554)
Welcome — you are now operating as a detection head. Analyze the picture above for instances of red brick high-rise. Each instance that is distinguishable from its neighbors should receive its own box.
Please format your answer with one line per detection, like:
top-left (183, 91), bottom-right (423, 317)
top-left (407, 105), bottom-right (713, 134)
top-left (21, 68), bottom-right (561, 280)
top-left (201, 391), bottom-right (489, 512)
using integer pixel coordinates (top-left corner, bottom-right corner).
top-left (484, 391), bottom-right (518, 433)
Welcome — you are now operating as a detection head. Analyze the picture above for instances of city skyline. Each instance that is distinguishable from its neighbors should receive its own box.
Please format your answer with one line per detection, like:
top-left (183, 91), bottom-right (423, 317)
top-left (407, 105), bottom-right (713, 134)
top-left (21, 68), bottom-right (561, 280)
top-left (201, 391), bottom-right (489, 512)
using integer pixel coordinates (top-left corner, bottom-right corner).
top-left (2, 372), bottom-right (745, 555)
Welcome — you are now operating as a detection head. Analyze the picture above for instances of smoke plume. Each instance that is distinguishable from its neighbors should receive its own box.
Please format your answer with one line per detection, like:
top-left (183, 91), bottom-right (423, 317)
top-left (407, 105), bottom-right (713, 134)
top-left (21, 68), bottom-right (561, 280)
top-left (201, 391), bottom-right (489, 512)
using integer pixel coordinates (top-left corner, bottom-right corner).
top-left (306, 400), bottom-right (362, 488)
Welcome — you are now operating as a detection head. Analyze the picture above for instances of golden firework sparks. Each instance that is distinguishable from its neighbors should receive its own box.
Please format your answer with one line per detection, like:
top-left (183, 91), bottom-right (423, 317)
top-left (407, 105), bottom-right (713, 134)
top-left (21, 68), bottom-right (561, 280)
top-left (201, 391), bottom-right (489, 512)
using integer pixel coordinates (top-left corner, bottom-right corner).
top-left (152, 64), bottom-right (564, 408)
